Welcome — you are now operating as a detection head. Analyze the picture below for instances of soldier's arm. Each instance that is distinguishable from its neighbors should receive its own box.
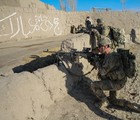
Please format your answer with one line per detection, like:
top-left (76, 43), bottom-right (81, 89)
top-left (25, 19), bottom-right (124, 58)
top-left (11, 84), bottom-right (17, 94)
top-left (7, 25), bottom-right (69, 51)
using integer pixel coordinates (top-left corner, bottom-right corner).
top-left (102, 26), bottom-right (110, 37)
top-left (97, 54), bottom-right (119, 76)
top-left (91, 29), bottom-right (101, 39)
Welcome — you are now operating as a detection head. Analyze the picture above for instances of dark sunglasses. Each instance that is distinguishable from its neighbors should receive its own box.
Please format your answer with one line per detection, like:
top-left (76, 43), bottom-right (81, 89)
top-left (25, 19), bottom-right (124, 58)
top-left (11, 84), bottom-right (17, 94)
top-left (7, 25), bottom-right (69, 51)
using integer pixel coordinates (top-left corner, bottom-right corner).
top-left (98, 44), bottom-right (104, 48)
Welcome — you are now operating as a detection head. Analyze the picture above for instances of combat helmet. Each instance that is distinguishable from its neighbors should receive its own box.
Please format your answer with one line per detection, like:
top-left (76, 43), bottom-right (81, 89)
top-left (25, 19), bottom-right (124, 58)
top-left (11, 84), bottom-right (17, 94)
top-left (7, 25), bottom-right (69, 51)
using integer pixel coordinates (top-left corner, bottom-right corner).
top-left (98, 36), bottom-right (111, 46)
top-left (97, 18), bottom-right (104, 24)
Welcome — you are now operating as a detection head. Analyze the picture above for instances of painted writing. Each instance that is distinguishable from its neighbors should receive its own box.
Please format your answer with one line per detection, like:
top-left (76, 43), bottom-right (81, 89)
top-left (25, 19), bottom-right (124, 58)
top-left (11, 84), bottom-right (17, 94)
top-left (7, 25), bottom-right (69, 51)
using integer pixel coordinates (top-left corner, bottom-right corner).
top-left (0, 12), bottom-right (62, 39)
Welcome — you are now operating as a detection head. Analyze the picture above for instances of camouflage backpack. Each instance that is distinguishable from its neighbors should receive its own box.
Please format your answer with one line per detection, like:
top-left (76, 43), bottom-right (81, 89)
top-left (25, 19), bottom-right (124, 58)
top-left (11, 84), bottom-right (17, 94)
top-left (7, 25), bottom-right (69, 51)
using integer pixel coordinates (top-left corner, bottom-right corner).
top-left (117, 48), bottom-right (136, 78)
top-left (109, 26), bottom-right (126, 48)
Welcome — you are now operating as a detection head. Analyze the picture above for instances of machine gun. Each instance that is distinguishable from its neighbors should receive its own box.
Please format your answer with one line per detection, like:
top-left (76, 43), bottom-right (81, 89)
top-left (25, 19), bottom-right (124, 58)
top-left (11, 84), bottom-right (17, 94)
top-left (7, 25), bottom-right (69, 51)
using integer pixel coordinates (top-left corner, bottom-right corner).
top-left (44, 47), bottom-right (88, 65)
top-left (43, 47), bottom-right (104, 66)
top-left (43, 47), bottom-right (104, 77)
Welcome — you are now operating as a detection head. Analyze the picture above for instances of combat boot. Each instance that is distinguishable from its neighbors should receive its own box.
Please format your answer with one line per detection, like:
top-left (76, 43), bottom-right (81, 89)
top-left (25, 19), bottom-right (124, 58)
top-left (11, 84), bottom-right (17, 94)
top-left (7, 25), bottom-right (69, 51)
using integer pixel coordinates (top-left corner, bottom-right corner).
top-left (95, 98), bottom-right (109, 109)
top-left (127, 103), bottom-right (140, 113)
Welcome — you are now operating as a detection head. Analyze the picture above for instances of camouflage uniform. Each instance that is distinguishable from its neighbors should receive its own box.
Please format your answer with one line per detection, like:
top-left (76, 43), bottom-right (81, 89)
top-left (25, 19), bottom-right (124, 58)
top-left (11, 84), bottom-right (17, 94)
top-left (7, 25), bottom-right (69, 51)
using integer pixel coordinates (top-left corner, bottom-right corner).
top-left (95, 25), bottom-right (110, 39)
top-left (91, 52), bottom-right (127, 103)
top-left (90, 37), bottom-right (127, 107)
top-left (90, 37), bottom-right (140, 111)
top-left (90, 18), bottom-right (110, 50)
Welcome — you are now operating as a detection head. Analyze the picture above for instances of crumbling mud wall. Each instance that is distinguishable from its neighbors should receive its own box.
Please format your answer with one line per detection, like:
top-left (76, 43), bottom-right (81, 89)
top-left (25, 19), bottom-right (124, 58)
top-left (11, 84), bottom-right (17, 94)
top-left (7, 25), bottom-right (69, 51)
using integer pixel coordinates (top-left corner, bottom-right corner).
top-left (0, 34), bottom-right (93, 120)
top-left (0, 0), bottom-right (140, 42)
top-left (0, 62), bottom-right (93, 120)
top-left (0, 66), bottom-right (70, 120)
top-left (61, 33), bottom-right (90, 51)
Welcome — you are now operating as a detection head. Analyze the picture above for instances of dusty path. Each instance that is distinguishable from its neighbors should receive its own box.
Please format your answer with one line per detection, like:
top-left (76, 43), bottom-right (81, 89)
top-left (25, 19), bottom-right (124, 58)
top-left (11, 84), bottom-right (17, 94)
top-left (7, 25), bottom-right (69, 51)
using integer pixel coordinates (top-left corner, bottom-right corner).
top-left (0, 34), bottom-right (82, 67)
top-left (0, 33), bottom-right (84, 75)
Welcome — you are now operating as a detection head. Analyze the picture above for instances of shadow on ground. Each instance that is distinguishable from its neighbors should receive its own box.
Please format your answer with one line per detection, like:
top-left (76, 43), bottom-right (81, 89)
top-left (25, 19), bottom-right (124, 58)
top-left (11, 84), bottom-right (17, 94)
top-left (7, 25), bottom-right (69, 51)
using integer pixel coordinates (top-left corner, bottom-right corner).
top-left (69, 78), bottom-right (122, 120)
top-left (57, 61), bottom-right (122, 120)
top-left (13, 54), bottom-right (58, 73)
top-left (69, 77), bottom-right (140, 119)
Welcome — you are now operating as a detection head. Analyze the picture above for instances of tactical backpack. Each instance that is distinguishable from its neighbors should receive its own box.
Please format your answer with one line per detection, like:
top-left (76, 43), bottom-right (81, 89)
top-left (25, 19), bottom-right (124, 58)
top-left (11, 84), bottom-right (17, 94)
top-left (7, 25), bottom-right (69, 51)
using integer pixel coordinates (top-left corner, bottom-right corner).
top-left (117, 48), bottom-right (136, 78)
top-left (109, 26), bottom-right (126, 48)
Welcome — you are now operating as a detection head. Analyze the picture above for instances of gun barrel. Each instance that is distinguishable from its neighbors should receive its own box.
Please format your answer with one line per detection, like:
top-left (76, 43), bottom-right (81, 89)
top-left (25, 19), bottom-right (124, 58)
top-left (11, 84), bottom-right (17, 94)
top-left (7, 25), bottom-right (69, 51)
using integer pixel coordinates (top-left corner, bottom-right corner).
top-left (43, 48), bottom-right (93, 60)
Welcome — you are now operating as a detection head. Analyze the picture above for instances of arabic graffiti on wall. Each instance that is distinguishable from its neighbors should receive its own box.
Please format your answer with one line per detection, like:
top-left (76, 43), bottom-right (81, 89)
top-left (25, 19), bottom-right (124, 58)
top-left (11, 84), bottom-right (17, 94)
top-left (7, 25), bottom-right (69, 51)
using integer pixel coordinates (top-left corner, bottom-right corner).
top-left (0, 12), bottom-right (62, 39)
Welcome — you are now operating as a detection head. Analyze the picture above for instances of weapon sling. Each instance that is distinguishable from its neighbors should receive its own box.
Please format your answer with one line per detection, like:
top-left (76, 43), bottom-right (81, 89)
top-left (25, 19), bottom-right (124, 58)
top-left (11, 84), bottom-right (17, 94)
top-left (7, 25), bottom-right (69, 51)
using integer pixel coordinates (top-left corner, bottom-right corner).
top-left (58, 56), bottom-right (95, 77)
